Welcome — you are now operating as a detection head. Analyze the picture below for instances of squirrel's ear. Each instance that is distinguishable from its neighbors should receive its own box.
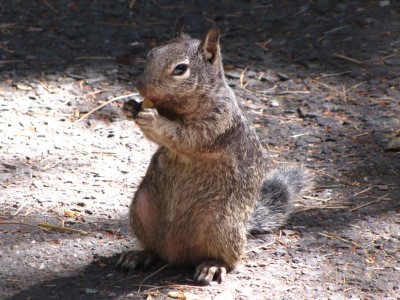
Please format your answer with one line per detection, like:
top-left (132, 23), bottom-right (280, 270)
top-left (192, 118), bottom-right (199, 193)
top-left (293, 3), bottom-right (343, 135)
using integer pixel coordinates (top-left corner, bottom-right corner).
top-left (201, 28), bottom-right (220, 64)
top-left (174, 16), bottom-right (185, 38)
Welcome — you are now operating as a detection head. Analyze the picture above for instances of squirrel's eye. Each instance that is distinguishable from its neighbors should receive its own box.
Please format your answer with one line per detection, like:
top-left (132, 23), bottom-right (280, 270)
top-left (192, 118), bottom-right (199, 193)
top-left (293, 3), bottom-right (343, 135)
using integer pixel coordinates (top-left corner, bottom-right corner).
top-left (172, 63), bottom-right (188, 76)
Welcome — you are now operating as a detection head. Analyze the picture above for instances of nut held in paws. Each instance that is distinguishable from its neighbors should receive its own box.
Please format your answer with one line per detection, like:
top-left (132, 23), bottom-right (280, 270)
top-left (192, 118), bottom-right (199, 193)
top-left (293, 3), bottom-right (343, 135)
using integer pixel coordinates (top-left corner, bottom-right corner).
top-left (140, 98), bottom-right (154, 110)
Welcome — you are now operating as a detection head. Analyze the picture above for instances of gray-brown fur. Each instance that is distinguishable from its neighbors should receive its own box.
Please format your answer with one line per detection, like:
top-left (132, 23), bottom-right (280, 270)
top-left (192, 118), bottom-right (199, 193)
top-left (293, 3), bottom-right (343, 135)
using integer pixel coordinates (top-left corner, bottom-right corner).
top-left (117, 20), bottom-right (312, 285)
top-left (247, 166), bottom-right (313, 235)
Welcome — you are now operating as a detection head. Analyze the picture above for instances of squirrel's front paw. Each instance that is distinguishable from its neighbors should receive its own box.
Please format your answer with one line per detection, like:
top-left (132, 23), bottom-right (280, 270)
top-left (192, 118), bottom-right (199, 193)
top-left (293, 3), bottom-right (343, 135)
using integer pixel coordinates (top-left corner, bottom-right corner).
top-left (122, 99), bottom-right (141, 120)
top-left (135, 108), bottom-right (159, 128)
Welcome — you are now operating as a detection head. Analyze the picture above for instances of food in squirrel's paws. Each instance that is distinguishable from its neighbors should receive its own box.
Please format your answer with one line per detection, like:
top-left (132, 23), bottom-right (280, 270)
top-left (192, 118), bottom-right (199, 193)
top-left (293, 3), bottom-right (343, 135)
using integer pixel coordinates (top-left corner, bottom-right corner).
top-left (140, 98), bottom-right (153, 109)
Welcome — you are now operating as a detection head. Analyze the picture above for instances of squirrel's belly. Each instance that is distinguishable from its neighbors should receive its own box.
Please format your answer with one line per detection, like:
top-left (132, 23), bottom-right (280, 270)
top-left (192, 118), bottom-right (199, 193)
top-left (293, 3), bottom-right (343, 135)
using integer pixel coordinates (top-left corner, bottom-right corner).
top-left (133, 148), bottom-right (250, 267)
top-left (162, 218), bottom-right (216, 266)
top-left (132, 187), bottom-right (157, 243)
top-left (133, 186), bottom-right (222, 266)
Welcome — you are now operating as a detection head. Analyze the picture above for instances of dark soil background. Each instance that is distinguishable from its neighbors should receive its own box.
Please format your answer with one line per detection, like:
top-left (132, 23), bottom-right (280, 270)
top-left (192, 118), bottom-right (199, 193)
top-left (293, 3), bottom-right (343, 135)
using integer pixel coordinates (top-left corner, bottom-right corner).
top-left (1, 1), bottom-right (399, 299)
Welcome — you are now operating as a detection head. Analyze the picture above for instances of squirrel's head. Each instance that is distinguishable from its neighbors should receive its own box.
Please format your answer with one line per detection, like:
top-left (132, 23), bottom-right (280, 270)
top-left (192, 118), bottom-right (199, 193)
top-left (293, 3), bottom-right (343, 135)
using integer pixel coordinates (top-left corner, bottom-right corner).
top-left (136, 18), bottom-right (225, 117)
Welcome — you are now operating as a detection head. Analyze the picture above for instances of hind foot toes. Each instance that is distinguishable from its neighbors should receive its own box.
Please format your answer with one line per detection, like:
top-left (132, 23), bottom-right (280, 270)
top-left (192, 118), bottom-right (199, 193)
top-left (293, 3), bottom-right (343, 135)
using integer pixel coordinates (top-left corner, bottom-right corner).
top-left (116, 250), bottom-right (157, 271)
top-left (194, 260), bottom-right (227, 285)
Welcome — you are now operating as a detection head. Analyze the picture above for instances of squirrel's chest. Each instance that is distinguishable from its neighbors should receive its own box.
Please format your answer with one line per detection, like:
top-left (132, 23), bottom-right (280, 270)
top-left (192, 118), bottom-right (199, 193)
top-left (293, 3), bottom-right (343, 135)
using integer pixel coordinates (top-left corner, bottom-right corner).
top-left (152, 147), bottom-right (223, 174)
top-left (149, 148), bottom-right (236, 199)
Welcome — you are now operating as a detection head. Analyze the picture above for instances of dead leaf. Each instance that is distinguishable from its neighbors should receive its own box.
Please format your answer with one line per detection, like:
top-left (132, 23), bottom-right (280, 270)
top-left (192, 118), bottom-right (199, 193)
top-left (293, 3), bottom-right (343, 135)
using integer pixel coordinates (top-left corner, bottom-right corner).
top-left (146, 291), bottom-right (160, 300)
top-left (64, 209), bottom-right (82, 218)
top-left (376, 185), bottom-right (389, 191)
top-left (386, 136), bottom-right (400, 151)
top-left (146, 294), bottom-right (154, 300)
top-left (97, 262), bottom-right (108, 268)
top-left (167, 291), bottom-right (201, 300)
top-left (15, 83), bottom-right (32, 91)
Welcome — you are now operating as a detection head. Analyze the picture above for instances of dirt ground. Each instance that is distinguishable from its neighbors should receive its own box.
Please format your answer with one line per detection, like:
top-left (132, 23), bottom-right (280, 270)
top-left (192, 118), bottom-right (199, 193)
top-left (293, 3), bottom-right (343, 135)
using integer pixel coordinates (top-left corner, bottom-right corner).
top-left (1, 1), bottom-right (399, 299)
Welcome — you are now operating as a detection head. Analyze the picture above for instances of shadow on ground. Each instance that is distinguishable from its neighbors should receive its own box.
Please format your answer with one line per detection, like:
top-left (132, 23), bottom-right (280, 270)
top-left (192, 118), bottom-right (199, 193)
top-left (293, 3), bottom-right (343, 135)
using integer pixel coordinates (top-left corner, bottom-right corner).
top-left (5, 195), bottom-right (400, 300)
top-left (1, 1), bottom-right (399, 77)
top-left (6, 254), bottom-right (194, 300)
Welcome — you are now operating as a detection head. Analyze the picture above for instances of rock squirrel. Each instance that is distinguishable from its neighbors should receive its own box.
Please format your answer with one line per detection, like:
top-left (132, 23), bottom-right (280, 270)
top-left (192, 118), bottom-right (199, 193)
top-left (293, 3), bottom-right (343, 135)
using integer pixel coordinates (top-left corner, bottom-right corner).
top-left (117, 18), bottom-right (312, 285)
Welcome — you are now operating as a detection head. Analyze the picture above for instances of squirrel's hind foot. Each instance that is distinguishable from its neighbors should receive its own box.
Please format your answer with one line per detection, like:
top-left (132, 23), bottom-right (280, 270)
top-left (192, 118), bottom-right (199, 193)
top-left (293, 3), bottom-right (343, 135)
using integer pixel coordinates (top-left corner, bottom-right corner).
top-left (194, 260), bottom-right (227, 286)
top-left (116, 250), bottom-right (158, 271)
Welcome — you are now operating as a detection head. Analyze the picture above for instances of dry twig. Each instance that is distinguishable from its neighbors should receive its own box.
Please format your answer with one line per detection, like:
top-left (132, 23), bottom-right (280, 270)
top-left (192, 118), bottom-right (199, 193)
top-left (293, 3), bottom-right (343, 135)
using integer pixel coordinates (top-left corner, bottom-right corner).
top-left (75, 56), bottom-right (115, 60)
top-left (279, 90), bottom-right (310, 95)
top-left (318, 25), bottom-right (351, 42)
top-left (129, 0), bottom-right (137, 8)
top-left (42, 155), bottom-right (69, 171)
top-left (351, 187), bottom-right (371, 198)
top-left (318, 232), bottom-right (359, 247)
top-left (320, 71), bottom-right (351, 77)
top-left (0, 60), bottom-right (24, 64)
top-left (0, 44), bottom-right (15, 53)
top-left (311, 79), bottom-right (340, 93)
top-left (290, 132), bottom-right (311, 138)
top-left (324, 25), bottom-right (351, 35)
top-left (42, 0), bottom-right (58, 13)
top-left (245, 241), bottom-right (275, 254)
top-left (302, 195), bottom-right (332, 202)
top-left (348, 194), bottom-right (390, 212)
top-left (332, 53), bottom-right (365, 65)
top-left (69, 92), bottom-right (138, 128)
top-left (239, 67), bottom-right (248, 89)
top-left (297, 205), bottom-right (350, 212)
top-left (256, 39), bottom-right (272, 49)
top-left (0, 221), bottom-right (38, 229)
top-left (138, 264), bottom-right (170, 292)
top-left (313, 169), bottom-right (351, 185)
top-left (0, 221), bottom-right (87, 235)
top-left (315, 185), bottom-right (346, 189)
top-left (0, 23), bottom-right (17, 29)
top-left (13, 200), bottom-right (32, 216)
top-left (38, 222), bottom-right (88, 235)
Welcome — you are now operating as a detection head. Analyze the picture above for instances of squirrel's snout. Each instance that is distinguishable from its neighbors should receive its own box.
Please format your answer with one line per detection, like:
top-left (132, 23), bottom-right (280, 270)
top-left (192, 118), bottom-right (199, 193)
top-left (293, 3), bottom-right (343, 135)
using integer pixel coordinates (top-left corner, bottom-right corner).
top-left (136, 78), bottom-right (146, 97)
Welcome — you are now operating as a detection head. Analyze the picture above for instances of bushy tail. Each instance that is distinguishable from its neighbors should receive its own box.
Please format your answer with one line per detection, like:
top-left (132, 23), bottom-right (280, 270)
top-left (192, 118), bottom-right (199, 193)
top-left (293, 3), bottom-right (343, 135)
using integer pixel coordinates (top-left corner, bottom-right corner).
top-left (247, 166), bottom-right (313, 234)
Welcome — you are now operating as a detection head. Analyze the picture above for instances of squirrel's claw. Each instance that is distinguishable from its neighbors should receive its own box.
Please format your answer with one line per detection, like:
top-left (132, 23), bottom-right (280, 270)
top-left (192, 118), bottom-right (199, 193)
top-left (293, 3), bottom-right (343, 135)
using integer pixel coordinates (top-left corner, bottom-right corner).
top-left (116, 250), bottom-right (157, 271)
top-left (135, 108), bottom-right (159, 127)
top-left (194, 260), bottom-right (227, 285)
